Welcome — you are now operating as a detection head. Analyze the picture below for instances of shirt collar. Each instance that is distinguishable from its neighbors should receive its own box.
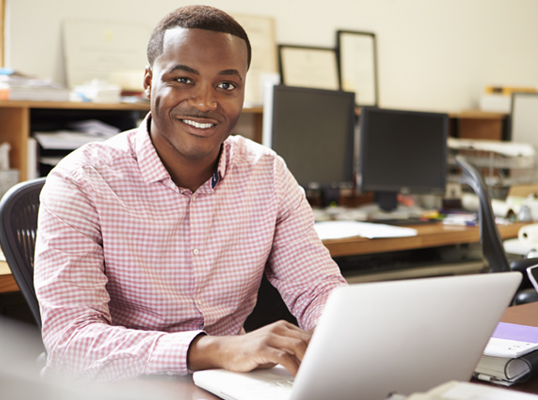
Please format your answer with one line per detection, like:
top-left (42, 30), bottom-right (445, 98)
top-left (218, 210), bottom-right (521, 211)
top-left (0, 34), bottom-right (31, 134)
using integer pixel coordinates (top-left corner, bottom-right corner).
top-left (211, 147), bottom-right (221, 189)
top-left (136, 113), bottom-right (171, 184)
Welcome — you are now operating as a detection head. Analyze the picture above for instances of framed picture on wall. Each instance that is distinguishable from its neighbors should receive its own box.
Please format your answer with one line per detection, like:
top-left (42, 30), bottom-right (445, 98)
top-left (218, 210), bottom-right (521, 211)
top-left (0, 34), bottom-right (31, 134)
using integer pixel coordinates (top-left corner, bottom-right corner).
top-left (337, 30), bottom-right (378, 107)
top-left (278, 45), bottom-right (340, 91)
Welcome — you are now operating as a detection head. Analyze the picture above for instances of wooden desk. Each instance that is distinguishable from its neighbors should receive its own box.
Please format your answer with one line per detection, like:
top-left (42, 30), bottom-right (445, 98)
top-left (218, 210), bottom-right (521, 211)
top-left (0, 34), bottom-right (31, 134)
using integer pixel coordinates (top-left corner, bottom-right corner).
top-left (0, 222), bottom-right (526, 294)
top-left (82, 300), bottom-right (538, 400)
top-left (92, 299), bottom-right (538, 400)
top-left (0, 260), bottom-right (18, 293)
top-left (323, 221), bottom-right (526, 258)
top-left (502, 301), bottom-right (538, 327)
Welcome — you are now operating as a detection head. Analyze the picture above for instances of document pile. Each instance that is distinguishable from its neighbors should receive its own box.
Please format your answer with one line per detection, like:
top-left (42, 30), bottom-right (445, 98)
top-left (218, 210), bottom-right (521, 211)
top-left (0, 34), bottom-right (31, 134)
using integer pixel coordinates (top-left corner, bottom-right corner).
top-left (474, 322), bottom-right (538, 386)
top-left (33, 120), bottom-right (121, 171)
top-left (0, 71), bottom-right (69, 102)
top-left (448, 138), bottom-right (537, 188)
top-left (34, 120), bottom-right (120, 151)
top-left (314, 220), bottom-right (417, 240)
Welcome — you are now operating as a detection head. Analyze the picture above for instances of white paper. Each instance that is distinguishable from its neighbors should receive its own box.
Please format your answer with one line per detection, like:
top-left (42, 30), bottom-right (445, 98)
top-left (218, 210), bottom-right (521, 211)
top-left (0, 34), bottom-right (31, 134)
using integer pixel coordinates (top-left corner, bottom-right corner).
top-left (441, 381), bottom-right (538, 399)
top-left (448, 137), bottom-right (536, 158)
top-left (314, 221), bottom-right (417, 240)
top-left (34, 131), bottom-right (107, 150)
top-left (483, 337), bottom-right (538, 358)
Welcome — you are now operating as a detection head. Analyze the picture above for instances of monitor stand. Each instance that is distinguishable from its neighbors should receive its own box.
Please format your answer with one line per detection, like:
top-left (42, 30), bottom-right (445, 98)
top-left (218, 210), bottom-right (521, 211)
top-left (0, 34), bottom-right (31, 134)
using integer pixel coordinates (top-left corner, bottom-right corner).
top-left (374, 191), bottom-right (398, 212)
top-left (305, 187), bottom-right (341, 207)
top-left (322, 187), bottom-right (340, 207)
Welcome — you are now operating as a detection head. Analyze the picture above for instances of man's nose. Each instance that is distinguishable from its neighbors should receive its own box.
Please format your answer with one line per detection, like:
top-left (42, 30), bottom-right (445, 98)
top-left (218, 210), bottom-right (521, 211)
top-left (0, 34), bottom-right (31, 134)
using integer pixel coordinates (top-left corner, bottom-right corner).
top-left (188, 84), bottom-right (217, 111)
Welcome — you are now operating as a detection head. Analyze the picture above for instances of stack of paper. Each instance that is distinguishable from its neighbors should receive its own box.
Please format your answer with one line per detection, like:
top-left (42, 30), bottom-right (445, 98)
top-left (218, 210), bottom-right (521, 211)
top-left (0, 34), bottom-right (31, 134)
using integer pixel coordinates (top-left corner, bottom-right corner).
top-left (34, 120), bottom-right (120, 151)
top-left (34, 131), bottom-right (109, 151)
top-left (314, 220), bottom-right (417, 240)
top-left (0, 74), bottom-right (69, 102)
top-left (474, 322), bottom-right (538, 385)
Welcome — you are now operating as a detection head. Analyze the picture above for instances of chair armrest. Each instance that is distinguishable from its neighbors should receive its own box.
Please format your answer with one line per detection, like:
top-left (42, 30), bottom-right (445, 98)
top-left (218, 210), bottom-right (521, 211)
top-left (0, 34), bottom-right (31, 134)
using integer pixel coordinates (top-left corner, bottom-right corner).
top-left (515, 288), bottom-right (538, 305)
top-left (509, 257), bottom-right (538, 273)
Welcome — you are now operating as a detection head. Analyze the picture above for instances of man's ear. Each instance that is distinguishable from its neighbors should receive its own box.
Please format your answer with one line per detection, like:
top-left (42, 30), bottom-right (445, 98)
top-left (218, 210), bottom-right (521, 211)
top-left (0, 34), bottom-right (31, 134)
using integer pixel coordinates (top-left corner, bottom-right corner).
top-left (143, 66), bottom-right (152, 98)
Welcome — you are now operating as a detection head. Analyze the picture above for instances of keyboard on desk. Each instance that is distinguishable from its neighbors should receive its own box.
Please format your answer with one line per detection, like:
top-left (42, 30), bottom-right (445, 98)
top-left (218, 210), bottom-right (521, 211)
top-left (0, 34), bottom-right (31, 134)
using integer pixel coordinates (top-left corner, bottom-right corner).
top-left (193, 367), bottom-right (294, 400)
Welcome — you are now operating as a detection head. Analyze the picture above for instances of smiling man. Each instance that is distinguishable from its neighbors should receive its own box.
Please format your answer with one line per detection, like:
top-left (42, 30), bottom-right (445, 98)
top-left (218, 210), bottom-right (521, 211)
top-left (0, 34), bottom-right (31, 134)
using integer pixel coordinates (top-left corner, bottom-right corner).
top-left (34, 5), bottom-right (347, 382)
top-left (145, 26), bottom-right (247, 192)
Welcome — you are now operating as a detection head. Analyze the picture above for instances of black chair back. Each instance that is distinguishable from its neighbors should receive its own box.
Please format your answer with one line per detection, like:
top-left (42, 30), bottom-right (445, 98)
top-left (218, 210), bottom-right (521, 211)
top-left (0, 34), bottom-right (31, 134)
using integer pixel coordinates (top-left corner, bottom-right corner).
top-left (0, 177), bottom-right (46, 328)
top-left (456, 155), bottom-right (510, 273)
top-left (456, 155), bottom-right (538, 304)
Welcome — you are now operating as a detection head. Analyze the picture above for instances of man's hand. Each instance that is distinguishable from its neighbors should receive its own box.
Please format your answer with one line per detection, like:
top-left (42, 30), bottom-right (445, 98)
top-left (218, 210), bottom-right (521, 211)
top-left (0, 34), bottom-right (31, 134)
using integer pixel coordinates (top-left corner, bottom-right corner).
top-left (187, 320), bottom-right (312, 376)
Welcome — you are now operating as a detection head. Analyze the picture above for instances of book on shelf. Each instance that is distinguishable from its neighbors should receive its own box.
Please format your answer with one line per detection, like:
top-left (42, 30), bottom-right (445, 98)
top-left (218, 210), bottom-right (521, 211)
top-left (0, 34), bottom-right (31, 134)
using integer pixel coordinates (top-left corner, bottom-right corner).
top-left (474, 322), bottom-right (538, 386)
top-left (0, 74), bottom-right (70, 102)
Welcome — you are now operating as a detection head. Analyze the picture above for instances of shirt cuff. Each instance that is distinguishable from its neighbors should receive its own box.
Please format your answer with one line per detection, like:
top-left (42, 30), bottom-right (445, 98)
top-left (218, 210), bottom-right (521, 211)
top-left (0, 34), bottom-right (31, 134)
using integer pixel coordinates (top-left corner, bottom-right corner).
top-left (146, 330), bottom-right (205, 375)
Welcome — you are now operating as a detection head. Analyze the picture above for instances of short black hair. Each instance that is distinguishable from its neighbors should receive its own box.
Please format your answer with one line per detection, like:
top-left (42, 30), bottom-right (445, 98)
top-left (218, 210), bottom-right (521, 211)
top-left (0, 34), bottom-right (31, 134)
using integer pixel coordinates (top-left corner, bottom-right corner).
top-left (147, 5), bottom-right (251, 69)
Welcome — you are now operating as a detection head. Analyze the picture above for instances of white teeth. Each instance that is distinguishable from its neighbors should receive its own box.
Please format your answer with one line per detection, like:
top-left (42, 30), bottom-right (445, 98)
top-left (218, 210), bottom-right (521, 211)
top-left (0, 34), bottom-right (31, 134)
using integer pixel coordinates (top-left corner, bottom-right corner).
top-left (183, 119), bottom-right (214, 129)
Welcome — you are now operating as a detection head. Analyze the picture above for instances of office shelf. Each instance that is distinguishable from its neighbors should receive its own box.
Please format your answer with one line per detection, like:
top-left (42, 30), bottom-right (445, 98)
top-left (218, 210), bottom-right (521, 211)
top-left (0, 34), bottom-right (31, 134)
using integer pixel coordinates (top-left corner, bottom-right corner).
top-left (0, 100), bottom-right (263, 182)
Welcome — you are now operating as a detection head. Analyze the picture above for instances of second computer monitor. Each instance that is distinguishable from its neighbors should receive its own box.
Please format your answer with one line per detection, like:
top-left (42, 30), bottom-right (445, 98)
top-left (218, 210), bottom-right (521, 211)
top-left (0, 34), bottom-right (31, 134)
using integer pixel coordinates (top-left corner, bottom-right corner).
top-left (262, 85), bottom-right (356, 194)
top-left (358, 107), bottom-right (448, 211)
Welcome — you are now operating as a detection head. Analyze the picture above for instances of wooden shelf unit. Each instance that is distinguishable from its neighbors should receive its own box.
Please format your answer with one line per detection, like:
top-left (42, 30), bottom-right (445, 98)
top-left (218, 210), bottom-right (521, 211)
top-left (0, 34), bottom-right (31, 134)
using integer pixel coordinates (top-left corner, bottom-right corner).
top-left (448, 110), bottom-right (507, 140)
top-left (0, 100), bottom-right (505, 183)
top-left (0, 100), bottom-right (263, 181)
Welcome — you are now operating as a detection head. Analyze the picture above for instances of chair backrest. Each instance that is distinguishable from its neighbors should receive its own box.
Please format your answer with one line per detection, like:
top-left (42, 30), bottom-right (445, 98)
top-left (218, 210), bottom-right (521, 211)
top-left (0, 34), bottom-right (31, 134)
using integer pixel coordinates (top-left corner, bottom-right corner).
top-left (455, 155), bottom-right (510, 273)
top-left (0, 177), bottom-right (46, 328)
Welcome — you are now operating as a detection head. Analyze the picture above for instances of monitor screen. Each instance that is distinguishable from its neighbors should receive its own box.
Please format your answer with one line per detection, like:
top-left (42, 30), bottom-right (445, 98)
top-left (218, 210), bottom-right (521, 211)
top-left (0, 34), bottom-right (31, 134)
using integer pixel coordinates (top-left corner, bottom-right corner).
top-left (262, 85), bottom-right (356, 190)
top-left (358, 107), bottom-right (448, 209)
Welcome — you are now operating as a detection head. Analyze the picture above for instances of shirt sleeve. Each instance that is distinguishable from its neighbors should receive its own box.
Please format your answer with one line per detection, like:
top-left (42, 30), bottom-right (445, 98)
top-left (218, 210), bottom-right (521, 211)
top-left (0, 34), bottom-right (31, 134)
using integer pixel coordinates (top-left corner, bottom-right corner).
top-left (34, 170), bottom-right (201, 382)
top-left (266, 159), bottom-right (348, 331)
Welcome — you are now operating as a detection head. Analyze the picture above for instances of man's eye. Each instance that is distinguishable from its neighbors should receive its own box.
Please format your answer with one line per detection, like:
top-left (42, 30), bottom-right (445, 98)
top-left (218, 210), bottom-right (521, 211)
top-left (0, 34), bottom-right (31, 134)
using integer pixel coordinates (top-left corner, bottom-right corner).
top-left (218, 82), bottom-right (236, 91)
top-left (177, 77), bottom-right (192, 84)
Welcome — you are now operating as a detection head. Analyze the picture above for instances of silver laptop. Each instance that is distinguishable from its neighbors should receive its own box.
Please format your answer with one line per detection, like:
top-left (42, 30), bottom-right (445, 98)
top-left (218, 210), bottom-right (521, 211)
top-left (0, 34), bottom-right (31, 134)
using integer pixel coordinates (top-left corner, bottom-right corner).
top-left (193, 272), bottom-right (521, 400)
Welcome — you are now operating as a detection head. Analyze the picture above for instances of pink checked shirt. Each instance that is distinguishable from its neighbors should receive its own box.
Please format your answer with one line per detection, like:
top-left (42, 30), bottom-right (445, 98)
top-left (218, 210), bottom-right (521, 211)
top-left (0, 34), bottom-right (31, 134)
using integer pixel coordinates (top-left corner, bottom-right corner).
top-left (34, 114), bottom-right (347, 381)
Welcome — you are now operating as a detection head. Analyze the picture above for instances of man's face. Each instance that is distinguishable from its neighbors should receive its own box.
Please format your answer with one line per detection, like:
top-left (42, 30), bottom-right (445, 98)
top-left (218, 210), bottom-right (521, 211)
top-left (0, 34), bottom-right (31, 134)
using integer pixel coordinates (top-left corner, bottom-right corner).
top-left (144, 27), bottom-right (248, 165)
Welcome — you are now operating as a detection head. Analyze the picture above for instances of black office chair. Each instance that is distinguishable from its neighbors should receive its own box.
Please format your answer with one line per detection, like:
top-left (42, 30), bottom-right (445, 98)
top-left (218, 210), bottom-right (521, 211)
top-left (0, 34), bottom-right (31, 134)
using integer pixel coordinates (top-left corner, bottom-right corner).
top-left (456, 155), bottom-right (538, 304)
top-left (0, 177), bottom-right (46, 328)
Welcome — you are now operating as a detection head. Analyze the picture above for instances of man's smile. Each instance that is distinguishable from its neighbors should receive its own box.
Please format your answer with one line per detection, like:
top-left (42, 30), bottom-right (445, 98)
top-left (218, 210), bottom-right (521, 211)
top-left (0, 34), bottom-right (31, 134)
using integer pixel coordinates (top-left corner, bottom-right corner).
top-left (182, 119), bottom-right (215, 129)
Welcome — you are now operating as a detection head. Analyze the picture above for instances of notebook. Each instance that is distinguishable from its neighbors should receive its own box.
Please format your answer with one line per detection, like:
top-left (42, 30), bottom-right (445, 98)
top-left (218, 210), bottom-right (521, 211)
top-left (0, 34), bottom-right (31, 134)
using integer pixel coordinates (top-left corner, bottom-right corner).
top-left (193, 272), bottom-right (522, 400)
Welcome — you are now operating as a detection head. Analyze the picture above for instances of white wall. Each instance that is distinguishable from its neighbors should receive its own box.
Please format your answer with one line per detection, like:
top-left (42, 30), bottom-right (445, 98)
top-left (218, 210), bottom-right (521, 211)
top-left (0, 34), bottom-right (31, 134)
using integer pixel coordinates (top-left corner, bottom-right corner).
top-left (6, 0), bottom-right (538, 112)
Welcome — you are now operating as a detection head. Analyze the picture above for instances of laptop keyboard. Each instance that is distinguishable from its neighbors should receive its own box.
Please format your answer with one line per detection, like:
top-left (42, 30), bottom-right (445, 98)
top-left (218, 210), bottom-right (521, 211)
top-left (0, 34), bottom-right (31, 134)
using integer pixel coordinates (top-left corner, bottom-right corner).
top-left (221, 378), bottom-right (294, 400)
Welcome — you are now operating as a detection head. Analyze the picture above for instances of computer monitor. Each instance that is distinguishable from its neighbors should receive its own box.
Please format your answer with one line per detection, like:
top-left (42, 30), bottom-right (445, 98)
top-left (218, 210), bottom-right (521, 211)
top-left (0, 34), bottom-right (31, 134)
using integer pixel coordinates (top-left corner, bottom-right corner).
top-left (262, 85), bottom-right (356, 204)
top-left (358, 107), bottom-right (448, 211)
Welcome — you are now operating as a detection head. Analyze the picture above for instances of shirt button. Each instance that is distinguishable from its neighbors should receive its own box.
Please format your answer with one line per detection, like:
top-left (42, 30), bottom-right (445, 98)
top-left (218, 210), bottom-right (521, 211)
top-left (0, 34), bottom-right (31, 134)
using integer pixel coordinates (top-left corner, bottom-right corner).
top-left (192, 196), bottom-right (196, 203)
top-left (193, 248), bottom-right (199, 255)
top-left (197, 299), bottom-right (203, 306)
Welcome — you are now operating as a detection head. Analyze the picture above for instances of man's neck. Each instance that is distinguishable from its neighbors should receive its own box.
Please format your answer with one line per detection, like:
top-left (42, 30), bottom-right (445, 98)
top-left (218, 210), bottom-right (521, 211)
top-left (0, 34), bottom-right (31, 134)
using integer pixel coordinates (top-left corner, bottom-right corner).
top-left (168, 155), bottom-right (218, 192)
top-left (147, 118), bottom-right (223, 192)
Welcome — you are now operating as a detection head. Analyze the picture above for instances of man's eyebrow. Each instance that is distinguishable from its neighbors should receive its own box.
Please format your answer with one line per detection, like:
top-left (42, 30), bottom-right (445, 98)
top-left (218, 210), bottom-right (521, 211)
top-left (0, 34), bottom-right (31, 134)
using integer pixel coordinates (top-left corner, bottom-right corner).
top-left (218, 69), bottom-right (243, 81)
top-left (167, 64), bottom-right (199, 75)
